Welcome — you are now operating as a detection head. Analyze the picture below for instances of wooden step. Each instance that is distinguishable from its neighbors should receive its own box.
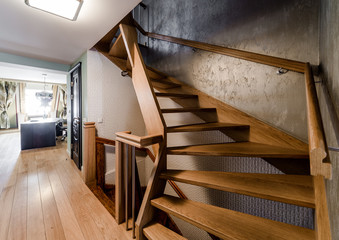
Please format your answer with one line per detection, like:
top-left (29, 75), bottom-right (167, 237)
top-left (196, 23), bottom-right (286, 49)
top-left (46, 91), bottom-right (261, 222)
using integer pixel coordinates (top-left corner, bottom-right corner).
top-left (151, 195), bottom-right (315, 240)
top-left (160, 170), bottom-right (315, 208)
top-left (108, 34), bottom-right (128, 58)
top-left (167, 142), bottom-right (309, 159)
top-left (155, 92), bottom-right (198, 99)
top-left (161, 107), bottom-right (216, 114)
top-left (167, 122), bottom-right (249, 133)
top-left (150, 78), bottom-right (181, 89)
top-left (143, 222), bottom-right (187, 240)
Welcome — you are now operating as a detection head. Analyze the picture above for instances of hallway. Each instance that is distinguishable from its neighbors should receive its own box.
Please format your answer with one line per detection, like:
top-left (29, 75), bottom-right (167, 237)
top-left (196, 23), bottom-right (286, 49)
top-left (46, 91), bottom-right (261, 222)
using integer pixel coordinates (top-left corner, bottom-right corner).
top-left (0, 133), bottom-right (131, 240)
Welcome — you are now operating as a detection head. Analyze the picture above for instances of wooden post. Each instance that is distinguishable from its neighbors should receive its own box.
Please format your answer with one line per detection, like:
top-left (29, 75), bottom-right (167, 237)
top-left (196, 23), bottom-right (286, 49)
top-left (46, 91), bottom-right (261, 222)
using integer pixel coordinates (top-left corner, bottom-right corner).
top-left (313, 175), bottom-right (331, 240)
top-left (115, 140), bottom-right (125, 224)
top-left (83, 122), bottom-right (96, 184)
top-left (96, 142), bottom-right (105, 189)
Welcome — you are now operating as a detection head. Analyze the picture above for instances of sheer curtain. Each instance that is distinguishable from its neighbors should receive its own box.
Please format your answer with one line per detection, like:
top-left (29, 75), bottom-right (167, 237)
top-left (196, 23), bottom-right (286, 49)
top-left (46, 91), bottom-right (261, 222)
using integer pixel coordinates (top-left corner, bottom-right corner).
top-left (0, 81), bottom-right (17, 129)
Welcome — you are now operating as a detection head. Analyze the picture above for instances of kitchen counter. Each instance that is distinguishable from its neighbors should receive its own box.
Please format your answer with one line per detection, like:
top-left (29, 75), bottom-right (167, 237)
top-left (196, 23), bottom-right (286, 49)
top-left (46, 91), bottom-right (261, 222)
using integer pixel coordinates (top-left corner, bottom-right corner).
top-left (20, 118), bottom-right (60, 150)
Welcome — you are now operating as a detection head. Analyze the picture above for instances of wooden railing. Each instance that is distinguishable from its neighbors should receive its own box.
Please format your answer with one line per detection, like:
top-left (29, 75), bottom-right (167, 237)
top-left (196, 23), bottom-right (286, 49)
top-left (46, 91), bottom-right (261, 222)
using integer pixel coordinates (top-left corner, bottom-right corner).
top-left (95, 137), bottom-right (116, 189)
top-left (304, 63), bottom-right (332, 179)
top-left (117, 23), bottom-right (168, 240)
top-left (134, 21), bottom-right (332, 180)
top-left (115, 132), bottom-right (165, 239)
top-left (97, 20), bottom-right (332, 239)
top-left (95, 132), bottom-right (187, 238)
top-left (133, 20), bottom-right (306, 73)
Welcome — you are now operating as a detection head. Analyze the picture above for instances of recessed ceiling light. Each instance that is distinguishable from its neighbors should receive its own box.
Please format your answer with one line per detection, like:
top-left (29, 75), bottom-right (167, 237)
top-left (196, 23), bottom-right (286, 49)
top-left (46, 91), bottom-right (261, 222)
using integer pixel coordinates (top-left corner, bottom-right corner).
top-left (25, 0), bottom-right (83, 21)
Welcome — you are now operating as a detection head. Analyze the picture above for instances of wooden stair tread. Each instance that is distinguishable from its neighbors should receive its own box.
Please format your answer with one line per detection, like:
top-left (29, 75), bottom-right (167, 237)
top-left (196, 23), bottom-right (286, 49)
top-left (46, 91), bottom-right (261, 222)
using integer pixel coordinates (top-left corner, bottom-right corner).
top-left (167, 122), bottom-right (249, 133)
top-left (151, 195), bottom-right (315, 240)
top-left (167, 142), bottom-right (309, 158)
top-left (160, 170), bottom-right (315, 208)
top-left (143, 222), bottom-right (187, 240)
top-left (150, 78), bottom-right (181, 89)
top-left (155, 92), bottom-right (198, 98)
top-left (162, 107), bottom-right (216, 113)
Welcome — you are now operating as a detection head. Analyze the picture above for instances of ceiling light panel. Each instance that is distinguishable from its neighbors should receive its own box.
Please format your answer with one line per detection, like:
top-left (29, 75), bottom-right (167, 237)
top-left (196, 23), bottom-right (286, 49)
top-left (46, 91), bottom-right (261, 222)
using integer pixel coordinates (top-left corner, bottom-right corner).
top-left (25, 0), bottom-right (83, 21)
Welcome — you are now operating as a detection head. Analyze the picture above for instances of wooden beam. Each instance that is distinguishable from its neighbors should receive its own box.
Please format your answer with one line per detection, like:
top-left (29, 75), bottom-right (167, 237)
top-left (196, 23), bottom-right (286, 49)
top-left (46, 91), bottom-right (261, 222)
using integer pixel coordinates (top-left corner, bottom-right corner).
top-left (313, 175), bottom-right (331, 240)
top-left (109, 34), bottom-right (128, 59)
top-left (83, 122), bottom-right (96, 185)
top-left (115, 140), bottom-right (125, 224)
top-left (96, 142), bottom-right (105, 189)
top-left (136, 145), bottom-right (167, 240)
top-left (305, 63), bottom-right (332, 179)
top-left (93, 13), bottom-right (133, 52)
top-left (120, 24), bottom-right (138, 68)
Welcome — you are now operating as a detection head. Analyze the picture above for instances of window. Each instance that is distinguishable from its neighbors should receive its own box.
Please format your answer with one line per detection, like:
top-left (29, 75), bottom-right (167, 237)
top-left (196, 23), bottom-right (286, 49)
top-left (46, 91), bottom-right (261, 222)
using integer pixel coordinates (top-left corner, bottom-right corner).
top-left (25, 87), bottom-right (53, 117)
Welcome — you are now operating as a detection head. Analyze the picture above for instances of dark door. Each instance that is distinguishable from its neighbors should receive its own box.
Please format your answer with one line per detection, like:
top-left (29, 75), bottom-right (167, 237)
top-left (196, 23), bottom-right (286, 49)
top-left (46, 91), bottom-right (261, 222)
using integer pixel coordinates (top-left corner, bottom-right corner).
top-left (70, 63), bottom-right (82, 169)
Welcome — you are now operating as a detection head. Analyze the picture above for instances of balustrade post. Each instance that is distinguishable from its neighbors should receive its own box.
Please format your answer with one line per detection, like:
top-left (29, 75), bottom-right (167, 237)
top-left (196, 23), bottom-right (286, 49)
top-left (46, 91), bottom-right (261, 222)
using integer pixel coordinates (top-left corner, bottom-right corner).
top-left (96, 142), bottom-right (105, 189)
top-left (83, 122), bottom-right (96, 184)
top-left (115, 140), bottom-right (125, 224)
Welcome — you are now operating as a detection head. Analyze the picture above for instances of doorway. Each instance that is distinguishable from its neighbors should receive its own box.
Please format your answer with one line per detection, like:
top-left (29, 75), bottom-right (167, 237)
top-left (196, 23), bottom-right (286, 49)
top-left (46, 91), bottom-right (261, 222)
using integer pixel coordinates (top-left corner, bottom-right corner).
top-left (70, 63), bottom-right (82, 169)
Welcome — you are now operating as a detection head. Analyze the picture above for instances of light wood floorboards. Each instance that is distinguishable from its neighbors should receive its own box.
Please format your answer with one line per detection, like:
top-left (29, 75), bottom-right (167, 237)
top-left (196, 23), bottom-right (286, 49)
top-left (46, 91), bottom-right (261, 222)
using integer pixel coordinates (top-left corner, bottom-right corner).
top-left (0, 133), bottom-right (132, 240)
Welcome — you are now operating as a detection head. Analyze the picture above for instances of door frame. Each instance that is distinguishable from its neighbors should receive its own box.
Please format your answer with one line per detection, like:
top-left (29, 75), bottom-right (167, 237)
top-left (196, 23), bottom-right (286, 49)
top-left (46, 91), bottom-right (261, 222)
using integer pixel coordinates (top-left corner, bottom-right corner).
top-left (69, 62), bottom-right (82, 169)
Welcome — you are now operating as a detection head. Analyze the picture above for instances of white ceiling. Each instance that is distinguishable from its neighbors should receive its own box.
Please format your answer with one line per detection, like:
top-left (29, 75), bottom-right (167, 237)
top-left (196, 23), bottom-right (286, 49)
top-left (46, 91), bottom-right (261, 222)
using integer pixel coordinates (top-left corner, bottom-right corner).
top-left (0, 62), bottom-right (67, 84)
top-left (0, 0), bottom-right (140, 65)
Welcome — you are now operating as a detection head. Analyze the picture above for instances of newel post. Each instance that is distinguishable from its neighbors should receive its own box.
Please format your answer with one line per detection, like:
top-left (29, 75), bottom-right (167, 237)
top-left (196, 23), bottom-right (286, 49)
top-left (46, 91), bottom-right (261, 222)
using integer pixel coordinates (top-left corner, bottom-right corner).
top-left (83, 122), bottom-right (96, 185)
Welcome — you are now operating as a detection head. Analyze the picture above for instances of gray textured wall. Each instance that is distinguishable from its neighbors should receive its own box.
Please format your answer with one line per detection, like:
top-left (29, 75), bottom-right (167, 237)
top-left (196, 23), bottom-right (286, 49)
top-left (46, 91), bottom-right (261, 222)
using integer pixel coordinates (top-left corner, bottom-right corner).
top-left (139, 0), bottom-right (319, 141)
top-left (136, 1), bottom-right (320, 238)
top-left (319, 0), bottom-right (339, 238)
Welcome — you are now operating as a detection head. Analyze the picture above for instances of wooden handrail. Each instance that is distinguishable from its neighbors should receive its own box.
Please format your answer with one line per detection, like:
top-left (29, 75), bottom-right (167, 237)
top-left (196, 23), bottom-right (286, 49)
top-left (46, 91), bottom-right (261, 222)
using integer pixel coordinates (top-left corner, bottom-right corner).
top-left (96, 136), bottom-right (116, 146)
top-left (96, 20), bottom-right (332, 239)
top-left (133, 20), bottom-right (306, 73)
top-left (114, 132), bottom-right (188, 200)
top-left (120, 23), bottom-right (166, 156)
top-left (305, 63), bottom-right (332, 179)
top-left (116, 131), bottom-right (163, 148)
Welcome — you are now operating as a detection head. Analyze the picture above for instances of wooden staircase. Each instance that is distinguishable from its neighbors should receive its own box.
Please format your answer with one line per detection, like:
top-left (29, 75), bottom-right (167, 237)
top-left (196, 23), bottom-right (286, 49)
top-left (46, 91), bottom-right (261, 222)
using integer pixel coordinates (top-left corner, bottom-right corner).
top-left (94, 16), bottom-right (331, 240)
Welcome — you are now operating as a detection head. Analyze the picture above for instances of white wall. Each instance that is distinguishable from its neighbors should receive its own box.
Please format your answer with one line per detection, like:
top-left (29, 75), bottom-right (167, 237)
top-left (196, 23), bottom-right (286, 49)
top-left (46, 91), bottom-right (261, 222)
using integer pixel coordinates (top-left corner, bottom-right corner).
top-left (87, 50), bottom-right (147, 185)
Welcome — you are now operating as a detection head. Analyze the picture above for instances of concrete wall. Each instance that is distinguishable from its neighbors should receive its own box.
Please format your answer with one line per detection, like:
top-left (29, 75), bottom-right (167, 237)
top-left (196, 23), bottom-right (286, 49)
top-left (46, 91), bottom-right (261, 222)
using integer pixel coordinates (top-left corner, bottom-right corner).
top-left (140, 0), bottom-right (320, 141)
top-left (136, 0), bottom-right (320, 239)
top-left (86, 50), bottom-right (147, 185)
top-left (319, 0), bottom-right (339, 238)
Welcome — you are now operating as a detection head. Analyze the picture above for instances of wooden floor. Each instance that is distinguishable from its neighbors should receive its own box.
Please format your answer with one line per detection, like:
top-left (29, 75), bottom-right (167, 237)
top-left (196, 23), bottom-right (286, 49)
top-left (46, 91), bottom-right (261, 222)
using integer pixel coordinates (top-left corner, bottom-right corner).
top-left (0, 133), bottom-right (132, 240)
